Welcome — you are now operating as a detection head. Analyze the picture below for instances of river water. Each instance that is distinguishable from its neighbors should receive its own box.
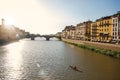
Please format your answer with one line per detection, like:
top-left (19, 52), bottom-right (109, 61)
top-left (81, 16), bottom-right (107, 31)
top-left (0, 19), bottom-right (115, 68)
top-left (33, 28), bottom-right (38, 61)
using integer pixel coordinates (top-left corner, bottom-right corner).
top-left (0, 38), bottom-right (120, 80)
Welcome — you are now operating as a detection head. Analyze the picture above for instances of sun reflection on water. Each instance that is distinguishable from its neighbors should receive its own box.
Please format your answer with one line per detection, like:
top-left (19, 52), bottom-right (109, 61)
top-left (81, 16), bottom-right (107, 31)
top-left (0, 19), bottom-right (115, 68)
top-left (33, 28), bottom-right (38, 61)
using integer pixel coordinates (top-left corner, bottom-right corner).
top-left (5, 41), bottom-right (25, 79)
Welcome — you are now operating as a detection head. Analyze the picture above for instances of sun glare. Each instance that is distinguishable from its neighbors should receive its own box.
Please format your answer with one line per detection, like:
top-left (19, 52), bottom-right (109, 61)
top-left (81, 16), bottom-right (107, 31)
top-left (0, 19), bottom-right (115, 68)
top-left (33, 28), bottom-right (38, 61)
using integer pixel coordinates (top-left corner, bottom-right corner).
top-left (5, 17), bottom-right (14, 25)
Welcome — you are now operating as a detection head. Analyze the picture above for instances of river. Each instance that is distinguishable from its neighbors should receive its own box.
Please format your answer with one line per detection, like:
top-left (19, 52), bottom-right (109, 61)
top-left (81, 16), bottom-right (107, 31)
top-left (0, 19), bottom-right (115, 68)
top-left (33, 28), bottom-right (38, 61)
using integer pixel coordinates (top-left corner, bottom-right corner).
top-left (0, 38), bottom-right (120, 80)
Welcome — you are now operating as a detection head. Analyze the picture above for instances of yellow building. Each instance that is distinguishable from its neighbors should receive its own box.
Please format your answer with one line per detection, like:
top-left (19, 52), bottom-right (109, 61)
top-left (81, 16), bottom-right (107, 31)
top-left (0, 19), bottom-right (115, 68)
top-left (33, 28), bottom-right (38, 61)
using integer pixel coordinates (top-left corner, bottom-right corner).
top-left (91, 22), bottom-right (99, 41)
top-left (91, 16), bottom-right (112, 42)
top-left (62, 25), bottom-right (75, 39)
top-left (98, 16), bottom-right (112, 42)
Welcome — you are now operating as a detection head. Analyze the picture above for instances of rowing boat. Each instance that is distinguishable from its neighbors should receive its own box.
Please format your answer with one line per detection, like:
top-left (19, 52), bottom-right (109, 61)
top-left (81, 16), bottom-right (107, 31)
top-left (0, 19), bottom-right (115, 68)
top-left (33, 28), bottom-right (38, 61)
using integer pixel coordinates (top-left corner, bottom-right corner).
top-left (69, 65), bottom-right (83, 72)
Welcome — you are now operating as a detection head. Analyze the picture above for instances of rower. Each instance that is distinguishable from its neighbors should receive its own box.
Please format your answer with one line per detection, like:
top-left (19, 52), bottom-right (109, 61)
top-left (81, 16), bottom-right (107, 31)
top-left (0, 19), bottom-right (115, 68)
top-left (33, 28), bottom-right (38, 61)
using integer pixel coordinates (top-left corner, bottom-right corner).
top-left (73, 66), bottom-right (77, 70)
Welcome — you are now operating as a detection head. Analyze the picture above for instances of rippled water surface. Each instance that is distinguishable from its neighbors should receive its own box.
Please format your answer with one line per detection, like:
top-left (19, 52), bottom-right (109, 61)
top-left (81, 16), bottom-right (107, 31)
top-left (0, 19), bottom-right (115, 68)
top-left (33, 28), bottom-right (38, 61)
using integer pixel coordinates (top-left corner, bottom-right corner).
top-left (0, 38), bottom-right (120, 80)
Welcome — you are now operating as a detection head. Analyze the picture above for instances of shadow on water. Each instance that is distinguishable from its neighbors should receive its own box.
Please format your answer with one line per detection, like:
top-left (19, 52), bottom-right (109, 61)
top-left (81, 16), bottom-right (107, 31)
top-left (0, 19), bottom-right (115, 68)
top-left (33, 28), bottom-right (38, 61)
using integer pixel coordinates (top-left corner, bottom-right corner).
top-left (0, 40), bottom-right (19, 46)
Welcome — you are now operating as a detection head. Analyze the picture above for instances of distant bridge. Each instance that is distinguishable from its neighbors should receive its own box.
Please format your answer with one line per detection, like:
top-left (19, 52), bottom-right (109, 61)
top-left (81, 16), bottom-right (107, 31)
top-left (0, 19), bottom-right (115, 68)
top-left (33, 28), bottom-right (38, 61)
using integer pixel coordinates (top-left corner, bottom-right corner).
top-left (26, 34), bottom-right (61, 41)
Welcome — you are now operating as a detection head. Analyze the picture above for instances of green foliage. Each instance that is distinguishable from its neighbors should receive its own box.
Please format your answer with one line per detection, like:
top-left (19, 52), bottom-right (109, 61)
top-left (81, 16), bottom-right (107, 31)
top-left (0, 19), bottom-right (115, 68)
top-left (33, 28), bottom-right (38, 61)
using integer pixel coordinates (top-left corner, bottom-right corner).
top-left (115, 53), bottom-right (120, 59)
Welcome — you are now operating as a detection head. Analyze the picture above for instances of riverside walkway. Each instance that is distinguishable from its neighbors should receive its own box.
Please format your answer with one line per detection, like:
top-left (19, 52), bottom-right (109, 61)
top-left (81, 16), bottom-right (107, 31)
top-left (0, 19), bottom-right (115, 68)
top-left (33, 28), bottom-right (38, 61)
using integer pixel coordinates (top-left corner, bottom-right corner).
top-left (62, 38), bottom-right (120, 52)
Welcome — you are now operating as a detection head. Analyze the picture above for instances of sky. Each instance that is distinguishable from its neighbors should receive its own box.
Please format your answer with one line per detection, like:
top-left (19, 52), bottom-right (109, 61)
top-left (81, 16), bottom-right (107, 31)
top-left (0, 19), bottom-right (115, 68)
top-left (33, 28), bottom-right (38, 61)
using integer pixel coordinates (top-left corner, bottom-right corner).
top-left (0, 0), bottom-right (120, 34)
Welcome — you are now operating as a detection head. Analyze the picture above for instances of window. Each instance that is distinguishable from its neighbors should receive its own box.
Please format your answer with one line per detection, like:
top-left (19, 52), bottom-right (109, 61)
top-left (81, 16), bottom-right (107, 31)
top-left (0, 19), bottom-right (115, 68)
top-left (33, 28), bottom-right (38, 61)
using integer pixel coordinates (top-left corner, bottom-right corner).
top-left (105, 21), bottom-right (106, 24)
top-left (115, 19), bottom-right (117, 22)
top-left (113, 19), bottom-right (114, 23)
top-left (115, 28), bottom-right (117, 31)
top-left (113, 33), bottom-right (114, 35)
top-left (115, 32), bottom-right (117, 35)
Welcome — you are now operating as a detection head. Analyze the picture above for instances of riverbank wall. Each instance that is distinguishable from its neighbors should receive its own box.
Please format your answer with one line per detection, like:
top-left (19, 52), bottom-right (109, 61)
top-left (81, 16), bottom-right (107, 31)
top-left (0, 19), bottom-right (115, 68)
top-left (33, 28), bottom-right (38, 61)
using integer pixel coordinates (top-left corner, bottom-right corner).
top-left (62, 38), bottom-right (120, 59)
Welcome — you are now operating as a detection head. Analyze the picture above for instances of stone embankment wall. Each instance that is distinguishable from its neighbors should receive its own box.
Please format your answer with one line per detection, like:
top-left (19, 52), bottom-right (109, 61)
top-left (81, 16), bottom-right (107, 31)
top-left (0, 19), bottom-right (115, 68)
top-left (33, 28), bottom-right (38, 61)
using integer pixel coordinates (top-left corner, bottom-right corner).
top-left (62, 38), bottom-right (120, 52)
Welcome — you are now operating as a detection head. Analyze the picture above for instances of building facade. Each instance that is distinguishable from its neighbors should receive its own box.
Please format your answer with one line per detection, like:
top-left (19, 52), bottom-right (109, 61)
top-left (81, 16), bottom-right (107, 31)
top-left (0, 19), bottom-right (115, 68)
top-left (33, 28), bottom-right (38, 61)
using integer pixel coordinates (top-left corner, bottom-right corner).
top-left (112, 12), bottom-right (120, 42)
top-left (84, 21), bottom-right (92, 41)
top-left (62, 25), bottom-right (75, 39)
top-left (61, 11), bottom-right (120, 43)
top-left (62, 30), bottom-right (66, 38)
top-left (69, 26), bottom-right (75, 39)
top-left (99, 16), bottom-right (112, 42)
top-left (56, 32), bottom-right (62, 37)
top-left (91, 16), bottom-right (112, 42)
top-left (75, 22), bottom-right (85, 40)
top-left (64, 26), bottom-right (70, 39)
top-left (91, 22), bottom-right (99, 41)
top-left (76, 21), bottom-right (92, 40)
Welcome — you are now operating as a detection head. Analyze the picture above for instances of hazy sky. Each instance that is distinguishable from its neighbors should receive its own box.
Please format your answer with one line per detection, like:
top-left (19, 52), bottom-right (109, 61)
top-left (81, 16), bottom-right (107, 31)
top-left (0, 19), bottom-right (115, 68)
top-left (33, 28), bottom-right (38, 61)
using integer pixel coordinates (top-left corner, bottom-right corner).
top-left (0, 0), bottom-right (120, 34)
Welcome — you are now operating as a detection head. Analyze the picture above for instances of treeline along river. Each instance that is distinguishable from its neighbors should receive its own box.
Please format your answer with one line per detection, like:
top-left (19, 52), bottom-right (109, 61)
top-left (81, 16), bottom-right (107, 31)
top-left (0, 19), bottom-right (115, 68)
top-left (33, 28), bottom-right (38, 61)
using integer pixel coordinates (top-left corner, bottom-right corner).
top-left (0, 38), bottom-right (120, 80)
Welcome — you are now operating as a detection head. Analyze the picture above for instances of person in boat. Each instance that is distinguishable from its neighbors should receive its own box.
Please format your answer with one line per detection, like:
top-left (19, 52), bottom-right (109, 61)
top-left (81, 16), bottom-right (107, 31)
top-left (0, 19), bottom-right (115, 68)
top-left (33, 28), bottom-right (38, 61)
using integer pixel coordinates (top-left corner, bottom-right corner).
top-left (73, 66), bottom-right (77, 70)
top-left (70, 65), bottom-right (77, 70)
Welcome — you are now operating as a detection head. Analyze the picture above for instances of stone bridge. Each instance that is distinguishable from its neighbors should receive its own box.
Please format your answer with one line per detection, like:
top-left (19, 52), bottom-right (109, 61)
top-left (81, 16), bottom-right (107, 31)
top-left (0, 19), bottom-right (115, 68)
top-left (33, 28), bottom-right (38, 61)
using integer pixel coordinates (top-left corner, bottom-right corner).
top-left (26, 34), bottom-right (61, 41)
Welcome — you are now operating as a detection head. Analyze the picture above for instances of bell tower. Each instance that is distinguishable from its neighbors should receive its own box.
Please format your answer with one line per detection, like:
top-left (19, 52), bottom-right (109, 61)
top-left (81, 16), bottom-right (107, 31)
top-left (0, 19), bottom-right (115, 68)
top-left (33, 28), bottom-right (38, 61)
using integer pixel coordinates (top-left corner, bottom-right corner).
top-left (1, 18), bottom-right (5, 26)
